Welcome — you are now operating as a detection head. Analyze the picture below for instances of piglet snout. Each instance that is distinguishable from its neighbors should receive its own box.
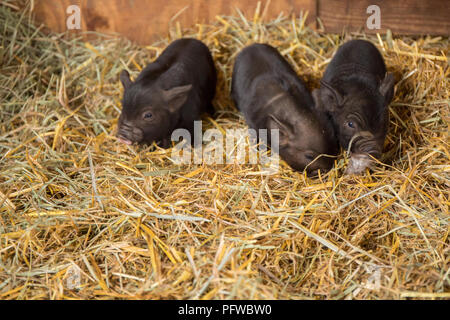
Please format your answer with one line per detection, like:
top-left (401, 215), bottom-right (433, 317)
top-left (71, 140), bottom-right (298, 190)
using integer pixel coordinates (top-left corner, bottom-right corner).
top-left (117, 137), bottom-right (132, 145)
top-left (345, 131), bottom-right (383, 174)
top-left (117, 120), bottom-right (144, 145)
top-left (350, 131), bottom-right (382, 159)
top-left (346, 153), bottom-right (373, 175)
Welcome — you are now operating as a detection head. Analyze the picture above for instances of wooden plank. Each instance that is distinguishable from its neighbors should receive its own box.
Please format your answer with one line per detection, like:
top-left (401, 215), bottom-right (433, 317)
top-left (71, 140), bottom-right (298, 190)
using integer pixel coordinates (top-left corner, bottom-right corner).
top-left (32, 0), bottom-right (315, 45)
top-left (31, 0), bottom-right (450, 43)
top-left (318, 0), bottom-right (450, 35)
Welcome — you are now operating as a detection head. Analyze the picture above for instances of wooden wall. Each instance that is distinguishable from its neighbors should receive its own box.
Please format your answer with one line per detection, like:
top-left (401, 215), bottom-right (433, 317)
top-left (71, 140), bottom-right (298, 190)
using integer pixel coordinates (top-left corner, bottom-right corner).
top-left (33, 0), bottom-right (450, 44)
top-left (318, 0), bottom-right (450, 36)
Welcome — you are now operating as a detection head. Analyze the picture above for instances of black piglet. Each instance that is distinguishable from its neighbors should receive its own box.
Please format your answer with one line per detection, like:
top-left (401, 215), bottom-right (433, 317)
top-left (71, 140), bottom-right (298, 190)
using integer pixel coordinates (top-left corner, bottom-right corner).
top-left (312, 39), bottom-right (395, 174)
top-left (117, 38), bottom-right (217, 148)
top-left (232, 43), bottom-right (338, 174)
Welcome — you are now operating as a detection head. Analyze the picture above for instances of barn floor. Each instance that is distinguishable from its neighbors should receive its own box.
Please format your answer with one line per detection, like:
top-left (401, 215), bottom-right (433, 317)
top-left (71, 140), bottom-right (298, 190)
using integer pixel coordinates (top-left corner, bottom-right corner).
top-left (0, 3), bottom-right (449, 299)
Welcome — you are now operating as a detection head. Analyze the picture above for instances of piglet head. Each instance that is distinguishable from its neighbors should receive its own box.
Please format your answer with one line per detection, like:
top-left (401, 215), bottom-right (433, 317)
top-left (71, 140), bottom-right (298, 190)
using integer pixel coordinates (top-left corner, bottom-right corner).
top-left (267, 111), bottom-right (338, 176)
top-left (313, 73), bottom-right (395, 174)
top-left (117, 70), bottom-right (192, 146)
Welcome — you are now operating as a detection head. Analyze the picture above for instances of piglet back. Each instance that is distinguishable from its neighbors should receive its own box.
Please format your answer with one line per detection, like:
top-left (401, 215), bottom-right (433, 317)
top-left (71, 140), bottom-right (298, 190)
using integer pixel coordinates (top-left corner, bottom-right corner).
top-left (323, 39), bottom-right (387, 83)
top-left (137, 39), bottom-right (216, 102)
top-left (232, 43), bottom-right (313, 111)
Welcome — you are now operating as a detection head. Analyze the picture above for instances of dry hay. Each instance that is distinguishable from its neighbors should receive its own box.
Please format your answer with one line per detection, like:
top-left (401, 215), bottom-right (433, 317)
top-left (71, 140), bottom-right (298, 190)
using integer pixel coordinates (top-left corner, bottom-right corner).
top-left (0, 1), bottom-right (449, 300)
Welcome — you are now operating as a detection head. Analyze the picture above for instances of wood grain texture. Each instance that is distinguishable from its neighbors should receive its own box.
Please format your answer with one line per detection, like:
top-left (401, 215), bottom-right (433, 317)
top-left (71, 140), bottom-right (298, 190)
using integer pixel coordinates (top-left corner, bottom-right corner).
top-left (33, 0), bottom-right (315, 44)
top-left (318, 0), bottom-right (450, 35)
top-left (32, 0), bottom-right (450, 44)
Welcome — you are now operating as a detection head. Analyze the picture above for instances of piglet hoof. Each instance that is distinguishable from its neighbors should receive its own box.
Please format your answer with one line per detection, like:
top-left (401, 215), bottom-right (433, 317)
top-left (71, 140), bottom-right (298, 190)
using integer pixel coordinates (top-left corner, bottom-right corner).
top-left (345, 154), bottom-right (373, 175)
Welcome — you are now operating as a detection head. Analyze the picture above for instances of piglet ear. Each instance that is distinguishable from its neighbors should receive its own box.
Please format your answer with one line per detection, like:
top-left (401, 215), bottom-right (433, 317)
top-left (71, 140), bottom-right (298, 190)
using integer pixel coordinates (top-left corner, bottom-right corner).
top-left (267, 114), bottom-right (293, 148)
top-left (162, 84), bottom-right (193, 113)
top-left (379, 72), bottom-right (395, 105)
top-left (120, 70), bottom-right (133, 89)
top-left (318, 81), bottom-right (344, 112)
top-left (312, 89), bottom-right (325, 112)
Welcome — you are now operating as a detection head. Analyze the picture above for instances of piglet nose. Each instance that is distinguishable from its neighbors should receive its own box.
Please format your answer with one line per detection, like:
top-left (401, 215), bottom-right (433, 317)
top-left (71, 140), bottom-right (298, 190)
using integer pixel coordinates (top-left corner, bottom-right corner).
top-left (351, 135), bottom-right (382, 159)
top-left (118, 137), bottom-right (132, 145)
top-left (349, 131), bottom-right (372, 149)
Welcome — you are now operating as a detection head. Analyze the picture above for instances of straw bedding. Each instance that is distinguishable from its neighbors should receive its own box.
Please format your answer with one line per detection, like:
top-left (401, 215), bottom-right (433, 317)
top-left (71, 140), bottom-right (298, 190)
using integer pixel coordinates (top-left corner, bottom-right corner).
top-left (0, 1), bottom-right (448, 299)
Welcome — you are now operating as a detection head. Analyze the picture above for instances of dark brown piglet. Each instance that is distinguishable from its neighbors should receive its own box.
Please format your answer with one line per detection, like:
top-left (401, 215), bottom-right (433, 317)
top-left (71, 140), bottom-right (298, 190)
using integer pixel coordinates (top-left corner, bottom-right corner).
top-left (312, 39), bottom-right (395, 174)
top-left (231, 44), bottom-right (338, 174)
top-left (117, 38), bottom-right (216, 148)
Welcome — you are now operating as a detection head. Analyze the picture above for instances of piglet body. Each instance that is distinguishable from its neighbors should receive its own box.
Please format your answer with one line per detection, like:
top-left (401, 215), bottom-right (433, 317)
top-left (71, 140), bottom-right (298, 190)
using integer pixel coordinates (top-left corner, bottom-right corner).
top-left (232, 44), bottom-right (338, 174)
top-left (313, 39), bottom-right (395, 174)
top-left (118, 38), bottom-right (216, 147)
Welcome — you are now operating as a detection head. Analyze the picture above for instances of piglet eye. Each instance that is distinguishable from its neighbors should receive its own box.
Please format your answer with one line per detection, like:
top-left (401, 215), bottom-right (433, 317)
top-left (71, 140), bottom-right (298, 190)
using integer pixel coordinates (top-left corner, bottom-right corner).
top-left (143, 112), bottom-right (153, 120)
top-left (347, 121), bottom-right (355, 128)
top-left (305, 152), bottom-right (315, 161)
